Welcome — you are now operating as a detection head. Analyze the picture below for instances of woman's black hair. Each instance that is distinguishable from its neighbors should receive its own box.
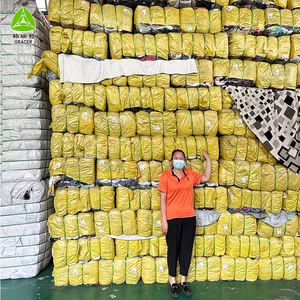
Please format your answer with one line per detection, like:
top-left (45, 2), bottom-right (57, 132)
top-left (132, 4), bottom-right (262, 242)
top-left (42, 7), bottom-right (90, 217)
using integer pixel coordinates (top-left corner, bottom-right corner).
top-left (171, 149), bottom-right (186, 161)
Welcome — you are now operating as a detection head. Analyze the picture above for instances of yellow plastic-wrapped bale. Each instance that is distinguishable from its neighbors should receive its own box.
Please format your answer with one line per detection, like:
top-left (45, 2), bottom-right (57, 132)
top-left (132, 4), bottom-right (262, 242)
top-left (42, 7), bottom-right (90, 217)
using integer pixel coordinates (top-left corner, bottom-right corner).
top-left (94, 211), bottom-right (110, 236)
top-left (115, 240), bottom-right (144, 258)
top-left (264, 8), bottom-right (293, 37)
top-left (94, 112), bottom-right (136, 137)
top-left (280, 236), bottom-right (297, 257)
top-left (52, 240), bottom-right (67, 268)
top-left (257, 215), bottom-right (299, 238)
top-left (259, 237), bottom-right (282, 258)
top-left (49, 157), bottom-right (95, 185)
top-left (218, 110), bottom-right (255, 138)
top-left (54, 187), bottom-right (91, 216)
top-left (227, 187), bottom-right (283, 214)
top-left (89, 186), bottom-right (115, 212)
top-left (142, 256), bottom-right (156, 284)
top-left (126, 257), bottom-right (142, 284)
top-left (170, 60), bottom-right (213, 87)
top-left (49, 81), bottom-right (107, 110)
top-left (283, 190), bottom-right (300, 212)
top-left (194, 235), bottom-right (226, 257)
top-left (50, 105), bottom-right (94, 134)
top-left (195, 257), bottom-right (220, 281)
top-left (91, 237), bottom-right (115, 260)
top-left (229, 33), bottom-right (256, 59)
top-left (28, 51), bottom-right (60, 79)
top-left (221, 256), bottom-right (259, 281)
top-left (290, 34), bottom-right (300, 62)
top-left (259, 257), bottom-right (297, 280)
top-left (137, 209), bottom-right (152, 237)
top-left (106, 86), bottom-right (164, 112)
top-left (134, 6), bottom-right (180, 34)
top-left (50, 26), bottom-right (108, 60)
top-left (99, 260), bottom-right (113, 285)
top-left (216, 211), bottom-right (257, 236)
top-left (156, 257), bottom-right (168, 283)
top-left (136, 111), bottom-right (176, 136)
top-left (220, 136), bottom-right (276, 164)
top-left (109, 210), bottom-right (122, 236)
top-left (164, 87), bottom-right (223, 111)
top-left (175, 110), bottom-right (218, 137)
top-left (122, 210), bottom-right (137, 235)
top-left (48, 212), bottom-right (95, 240)
top-left (257, 62), bottom-right (297, 89)
top-left (194, 187), bottom-right (227, 212)
top-left (287, 169), bottom-right (300, 191)
top-left (113, 258), bottom-right (126, 284)
top-left (49, 0), bottom-right (90, 30)
top-left (90, 4), bottom-right (133, 33)
top-left (222, 7), bottom-right (264, 35)
top-left (226, 235), bottom-right (260, 259)
top-left (152, 210), bottom-right (163, 237)
top-left (53, 265), bottom-right (68, 286)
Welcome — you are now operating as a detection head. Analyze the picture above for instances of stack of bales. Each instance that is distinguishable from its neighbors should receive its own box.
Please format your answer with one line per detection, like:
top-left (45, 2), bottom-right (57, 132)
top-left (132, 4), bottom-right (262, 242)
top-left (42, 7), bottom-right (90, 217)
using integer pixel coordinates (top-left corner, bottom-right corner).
top-left (1, 1), bottom-right (53, 279)
top-left (29, 0), bottom-right (300, 285)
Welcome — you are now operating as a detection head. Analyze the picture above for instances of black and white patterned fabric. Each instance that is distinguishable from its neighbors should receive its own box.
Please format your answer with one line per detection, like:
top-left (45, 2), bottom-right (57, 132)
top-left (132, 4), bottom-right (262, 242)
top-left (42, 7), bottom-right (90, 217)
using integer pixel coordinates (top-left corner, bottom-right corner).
top-left (224, 86), bottom-right (300, 174)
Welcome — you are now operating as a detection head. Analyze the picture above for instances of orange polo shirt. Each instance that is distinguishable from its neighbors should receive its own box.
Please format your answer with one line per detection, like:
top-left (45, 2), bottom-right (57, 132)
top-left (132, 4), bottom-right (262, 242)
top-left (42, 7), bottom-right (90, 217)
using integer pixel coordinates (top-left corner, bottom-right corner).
top-left (158, 168), bottom-right (203, 220)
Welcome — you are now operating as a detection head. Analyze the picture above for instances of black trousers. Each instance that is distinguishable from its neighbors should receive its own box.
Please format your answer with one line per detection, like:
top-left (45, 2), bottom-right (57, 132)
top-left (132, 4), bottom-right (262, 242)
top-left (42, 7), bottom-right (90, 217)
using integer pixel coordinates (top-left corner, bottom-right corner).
top-left (166, 216), bottom-right (196, 277)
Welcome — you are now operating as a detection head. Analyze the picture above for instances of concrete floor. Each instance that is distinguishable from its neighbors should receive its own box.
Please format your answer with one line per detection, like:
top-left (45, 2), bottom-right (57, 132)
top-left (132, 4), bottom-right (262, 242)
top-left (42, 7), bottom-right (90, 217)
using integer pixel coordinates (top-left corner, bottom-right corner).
top-left (1, 263), bottom-right (300, 300)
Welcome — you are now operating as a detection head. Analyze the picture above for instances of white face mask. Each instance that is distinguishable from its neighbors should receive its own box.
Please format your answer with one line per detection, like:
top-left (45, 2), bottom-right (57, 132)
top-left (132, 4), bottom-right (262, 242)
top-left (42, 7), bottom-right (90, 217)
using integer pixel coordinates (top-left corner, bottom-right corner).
top-left (173, 160), bottom-right (185, 170)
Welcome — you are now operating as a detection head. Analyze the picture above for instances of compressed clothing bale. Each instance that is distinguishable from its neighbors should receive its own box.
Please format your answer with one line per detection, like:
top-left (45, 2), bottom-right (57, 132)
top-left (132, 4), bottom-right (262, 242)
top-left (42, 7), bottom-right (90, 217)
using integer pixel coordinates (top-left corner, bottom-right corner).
top-left (99, 260), bottom-right (113, 285)
top-left (290, 34), bottom-right (300, 63)
top-left (256, 62), bottom-right (297, 89)
top-left (49, 81), bottom-right (107, 109)
top-left (220, 135), bottom-right (277, 164)
top-left (194, 187), bottom-right (228, 212)
top-left (115, 239), bottom-right (145, 258)
top-left (222, 7), bottom-right (265, 35)
top-left (218, 110), bottom-right (255, 138)
top-left (217, 211), bottom-right (257, 236)
top-left (213, 58), bottom-right (257, 87)
top-left (48, 212), bottom-right (95, 240)
top-left (194, 235), bottom-right (226, 257)
top-left (264, 8), bottom-right (293, 36)
top-left (219, 160), bottom-right (296, 192)
top-left (54, 186), bottom-right (115, 216)
top-left (49, 0), bottom-right (90, 30)
top-left (94, 112), bottom-right (136, 137)
top-left (49, 157), bottom-right (95, 185)
top-left (258, 257), bottom-right (297, 280)
top-left (283, 190), bottom-right (300, 212)
top-left (50, 26), bottom-right (108, 60)
top-left (229, 33), bottom-right (290, 63)
top-left (220, 256), bottom-right (259, 281)
top-left (90, 4), bottom-right (133, 33)
top-left (50, 82), bottom-right (229, 111)
top-left (134, 6), bottom-right (180, 34)
top-left (227, 186), bottom-right (283, 214)
top-left (257, 216), bottom-right (299, 238)
top-left (50, 104), bottom-right (94, 134)
top-left (171, 59), bottom-right (213, 87)
top-left (52, 237), bottom-right (115, 267)
top-left (110, 32), bottom-right (228, 60)
top-left (125, 257), bottom-right (142, 284)
top-left (96, 159), bottom-right (139, 186)
top-left (142, 256), bottom-right (156, 284)
top-left (195, 257), bottom-right (221, 281)
top-left (156, 257), bottom-right (169, 283)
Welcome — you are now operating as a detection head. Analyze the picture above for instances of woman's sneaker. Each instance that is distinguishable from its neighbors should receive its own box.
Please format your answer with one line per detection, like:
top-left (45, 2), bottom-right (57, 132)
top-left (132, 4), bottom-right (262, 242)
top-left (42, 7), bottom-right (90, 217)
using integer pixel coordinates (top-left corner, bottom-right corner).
top-left (168, 283), bottom-right (179, 298)
top-left (180, 282), bottom-right (192, 296)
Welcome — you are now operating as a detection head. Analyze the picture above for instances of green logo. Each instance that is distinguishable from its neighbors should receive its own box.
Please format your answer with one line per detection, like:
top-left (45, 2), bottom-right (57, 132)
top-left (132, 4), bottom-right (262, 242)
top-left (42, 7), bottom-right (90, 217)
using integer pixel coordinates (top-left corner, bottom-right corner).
top-left (11, 7), bottom-right (36, 32)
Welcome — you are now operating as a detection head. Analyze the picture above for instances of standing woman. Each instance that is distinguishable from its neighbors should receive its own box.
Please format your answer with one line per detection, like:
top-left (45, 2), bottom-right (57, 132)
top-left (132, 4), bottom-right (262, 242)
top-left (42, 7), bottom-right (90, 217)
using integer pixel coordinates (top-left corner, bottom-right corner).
top-left (158, 149), bottom-right (211, 297)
